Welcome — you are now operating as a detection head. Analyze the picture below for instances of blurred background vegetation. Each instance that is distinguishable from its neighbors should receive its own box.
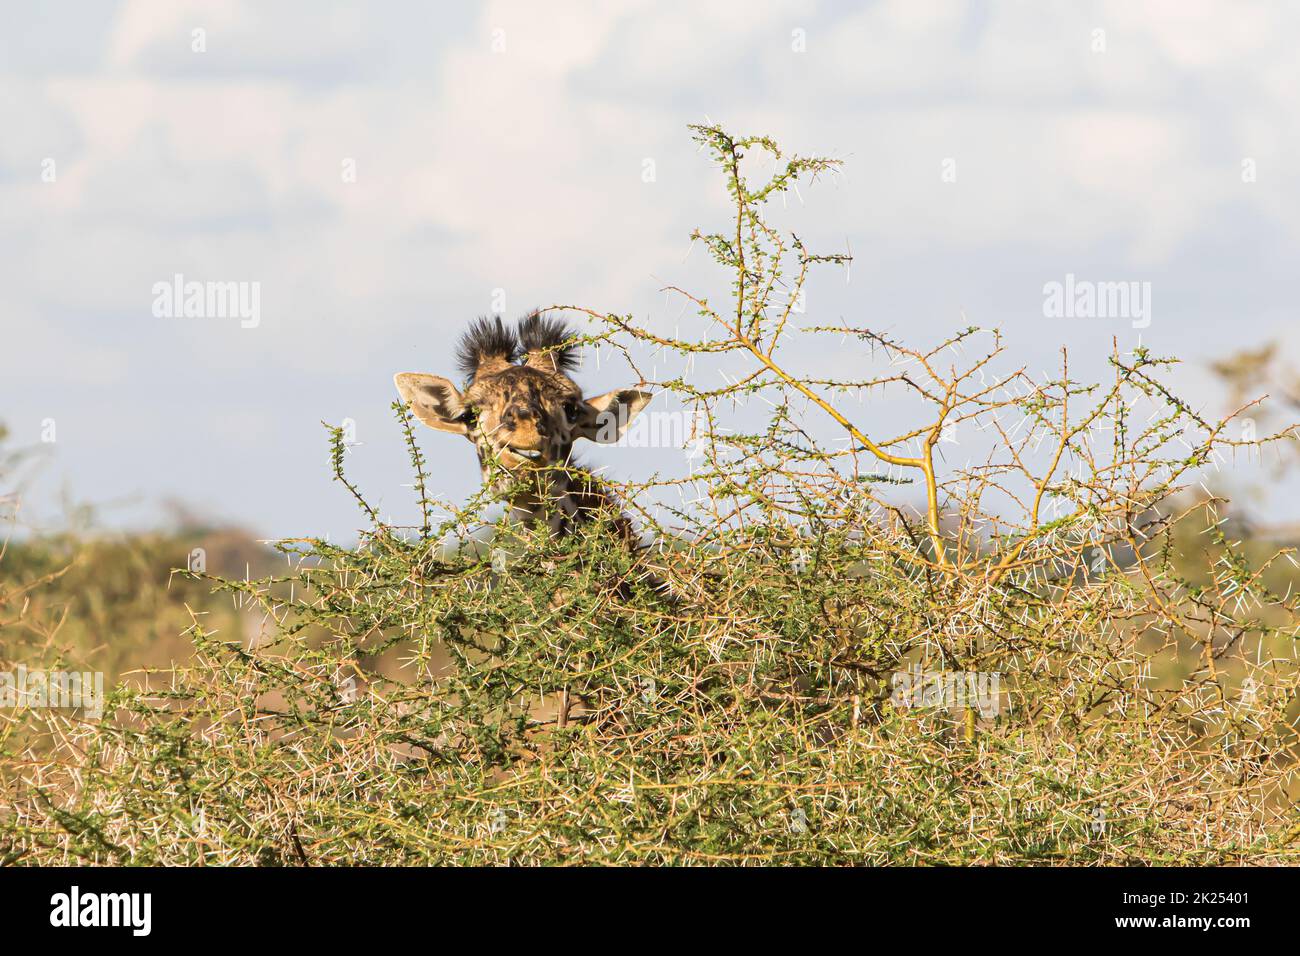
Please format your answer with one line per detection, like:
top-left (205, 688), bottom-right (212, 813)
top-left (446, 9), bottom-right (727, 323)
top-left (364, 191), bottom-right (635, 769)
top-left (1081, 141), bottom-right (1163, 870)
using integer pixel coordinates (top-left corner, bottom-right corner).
top-left (1, 424), bottom-right (270, 685)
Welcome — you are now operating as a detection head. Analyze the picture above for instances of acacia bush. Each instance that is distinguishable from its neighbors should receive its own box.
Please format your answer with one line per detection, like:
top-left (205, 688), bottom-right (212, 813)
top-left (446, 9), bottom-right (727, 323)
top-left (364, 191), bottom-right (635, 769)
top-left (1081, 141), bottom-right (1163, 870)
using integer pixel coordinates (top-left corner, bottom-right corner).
top-left (2, 126), bottom-right (1297, 865)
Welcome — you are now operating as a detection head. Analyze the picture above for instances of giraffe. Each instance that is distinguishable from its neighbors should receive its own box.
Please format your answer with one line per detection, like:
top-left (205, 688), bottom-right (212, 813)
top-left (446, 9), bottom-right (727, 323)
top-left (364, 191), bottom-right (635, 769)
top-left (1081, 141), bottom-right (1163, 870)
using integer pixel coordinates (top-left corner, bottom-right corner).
top-left (395, 312), bottom-right (654, 729)
top-left (394, 310), bottom-right (652, 545)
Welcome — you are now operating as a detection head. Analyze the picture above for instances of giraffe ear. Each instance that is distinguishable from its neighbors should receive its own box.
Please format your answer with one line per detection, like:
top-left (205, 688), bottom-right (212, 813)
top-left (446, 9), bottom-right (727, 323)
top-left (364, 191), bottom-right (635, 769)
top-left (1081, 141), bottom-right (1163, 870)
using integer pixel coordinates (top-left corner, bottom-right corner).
top-left (394, 373), bottom-right (470, 435)
top-left (579, 388), bottom-right (653, 443)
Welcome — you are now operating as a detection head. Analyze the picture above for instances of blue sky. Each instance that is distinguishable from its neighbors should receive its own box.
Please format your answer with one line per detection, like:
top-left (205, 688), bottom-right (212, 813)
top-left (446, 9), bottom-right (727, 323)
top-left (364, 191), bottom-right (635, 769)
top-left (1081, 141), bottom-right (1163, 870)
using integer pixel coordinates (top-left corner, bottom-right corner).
top-left (4, 1), bottom-right (1298, 539)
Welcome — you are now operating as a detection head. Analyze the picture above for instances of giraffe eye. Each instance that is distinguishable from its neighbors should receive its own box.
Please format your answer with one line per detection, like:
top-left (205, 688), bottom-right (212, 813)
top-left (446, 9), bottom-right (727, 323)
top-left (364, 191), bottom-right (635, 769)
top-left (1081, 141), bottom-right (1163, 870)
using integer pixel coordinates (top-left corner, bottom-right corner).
top-left (563, 401), bottom-right (581, 424)
top-left (459, 407), bottom-right (478, 428)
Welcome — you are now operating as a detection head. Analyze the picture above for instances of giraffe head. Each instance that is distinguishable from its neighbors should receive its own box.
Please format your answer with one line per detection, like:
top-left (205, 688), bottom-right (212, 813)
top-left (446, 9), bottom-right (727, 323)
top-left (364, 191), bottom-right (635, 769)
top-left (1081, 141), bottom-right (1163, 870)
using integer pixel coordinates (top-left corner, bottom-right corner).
top-left (394, 312), bottom-right (652, 476)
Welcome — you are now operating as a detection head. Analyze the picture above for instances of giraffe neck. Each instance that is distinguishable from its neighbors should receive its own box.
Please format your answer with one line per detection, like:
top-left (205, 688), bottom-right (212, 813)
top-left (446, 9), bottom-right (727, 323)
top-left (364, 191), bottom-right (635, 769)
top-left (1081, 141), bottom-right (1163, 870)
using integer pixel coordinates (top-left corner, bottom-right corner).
top-left (485, 463), bottom-right (633, 543)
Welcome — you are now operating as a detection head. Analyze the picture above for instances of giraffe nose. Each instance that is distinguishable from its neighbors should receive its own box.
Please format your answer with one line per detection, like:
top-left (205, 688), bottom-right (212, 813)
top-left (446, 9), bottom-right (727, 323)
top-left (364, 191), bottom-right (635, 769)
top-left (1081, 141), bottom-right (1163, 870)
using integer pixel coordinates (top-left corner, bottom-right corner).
top-left (503, 405), bottom-right (548, 437)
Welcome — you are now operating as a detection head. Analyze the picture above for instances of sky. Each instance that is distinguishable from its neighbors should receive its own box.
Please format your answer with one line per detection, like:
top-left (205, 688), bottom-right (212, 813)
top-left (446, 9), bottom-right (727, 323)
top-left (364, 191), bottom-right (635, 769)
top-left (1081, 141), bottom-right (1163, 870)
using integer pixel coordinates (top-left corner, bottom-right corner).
top-left (3, 0), bottom-right (1299, 540)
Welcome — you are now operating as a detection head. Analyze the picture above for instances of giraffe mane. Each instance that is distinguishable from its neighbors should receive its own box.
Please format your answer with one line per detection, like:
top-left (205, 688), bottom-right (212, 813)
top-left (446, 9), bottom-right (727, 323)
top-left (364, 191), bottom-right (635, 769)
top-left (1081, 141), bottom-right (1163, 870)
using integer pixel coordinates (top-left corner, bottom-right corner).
top-left (518, 310), bottom-right (580, 374)
top-left (456, 315), bottom-right (519, 382)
